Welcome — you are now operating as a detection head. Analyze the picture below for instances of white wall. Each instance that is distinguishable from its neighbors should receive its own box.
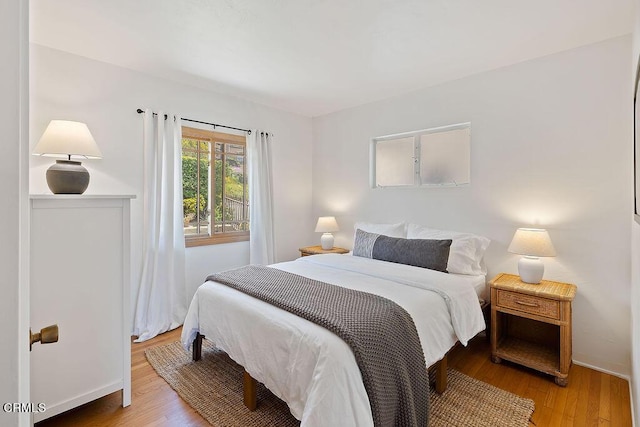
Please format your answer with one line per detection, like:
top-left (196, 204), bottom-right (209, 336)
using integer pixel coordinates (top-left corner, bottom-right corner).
top-left (29, 44), bottom-right (314, 330)
top-left (630, 0), bottom-right (640, 422)
top-left (0, 0), bottom-right (29, 426)
top-left (313, 36), bottom-right (633, 376)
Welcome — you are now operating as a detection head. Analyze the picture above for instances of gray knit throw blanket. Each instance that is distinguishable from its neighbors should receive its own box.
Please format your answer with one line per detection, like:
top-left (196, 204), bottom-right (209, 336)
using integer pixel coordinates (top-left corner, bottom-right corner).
top-left (207, 265), bottom-right (429, 427)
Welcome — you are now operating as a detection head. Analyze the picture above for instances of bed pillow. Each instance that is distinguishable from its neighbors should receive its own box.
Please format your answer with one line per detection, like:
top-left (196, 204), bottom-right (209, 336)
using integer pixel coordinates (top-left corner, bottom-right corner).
top-left (353, 229), bottom-right (451, 273)
top-left (353, 221), bottom-right (406, 238)
top-left (406, 224), bottom-right (490, 276)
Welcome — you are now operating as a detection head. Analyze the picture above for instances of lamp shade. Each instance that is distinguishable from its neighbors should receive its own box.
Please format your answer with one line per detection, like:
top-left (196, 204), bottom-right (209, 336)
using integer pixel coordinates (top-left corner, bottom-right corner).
top-left (507, 228), bottom-right (556, 257)
top-left (315, 216), bottom-right (339, 233)
top-left (33, 120), bottom-right (102, 194)
top-left (33, 120), bottom-right (102, 159)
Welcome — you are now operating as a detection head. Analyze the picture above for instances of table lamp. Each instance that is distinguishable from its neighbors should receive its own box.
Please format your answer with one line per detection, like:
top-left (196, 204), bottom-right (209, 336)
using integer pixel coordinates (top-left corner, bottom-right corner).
top-left (507, 228), bottom-right (556, 284)
top-left (32, 120), bottom-right (102, 194)
top-left (315, 216), bottom-right (339, 250)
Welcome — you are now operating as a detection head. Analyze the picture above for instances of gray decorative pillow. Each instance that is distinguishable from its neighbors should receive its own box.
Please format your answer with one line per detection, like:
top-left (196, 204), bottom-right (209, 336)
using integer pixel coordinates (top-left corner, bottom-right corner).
top-left (353, 229), bottom-right (452, 273)
top-left (353, 229), bottom-right (381, 258)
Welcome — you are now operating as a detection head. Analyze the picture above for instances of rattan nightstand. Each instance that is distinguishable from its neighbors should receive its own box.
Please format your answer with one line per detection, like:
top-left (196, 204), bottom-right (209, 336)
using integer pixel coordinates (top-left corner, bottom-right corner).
top-left (299, 245), bottom-right (349, 257)
top-left (489, 273), bottom-right (577, 386)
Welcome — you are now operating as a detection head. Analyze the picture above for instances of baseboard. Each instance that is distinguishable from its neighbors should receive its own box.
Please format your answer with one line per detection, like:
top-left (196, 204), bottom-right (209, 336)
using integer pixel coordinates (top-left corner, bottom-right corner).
top-left (572, 360), bottom-right (630, 381)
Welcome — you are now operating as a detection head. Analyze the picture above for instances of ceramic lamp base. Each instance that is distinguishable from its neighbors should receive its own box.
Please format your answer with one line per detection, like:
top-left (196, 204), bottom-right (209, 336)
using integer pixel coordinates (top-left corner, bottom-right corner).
top-left (46, 160), bottom-right (90, 194)
top-left (518, 256), bottom-right (544, 284)
top-left (320, 233), bottom-right (334, 250)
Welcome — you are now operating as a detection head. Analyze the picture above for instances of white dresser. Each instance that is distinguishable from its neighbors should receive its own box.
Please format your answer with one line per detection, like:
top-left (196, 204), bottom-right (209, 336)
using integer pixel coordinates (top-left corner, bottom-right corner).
top-left (30, 195), bottom-right (134, 422)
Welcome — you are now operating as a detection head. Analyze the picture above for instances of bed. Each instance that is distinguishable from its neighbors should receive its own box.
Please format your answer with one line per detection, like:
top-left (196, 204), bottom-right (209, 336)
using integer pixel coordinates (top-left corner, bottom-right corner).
top-left (181, 248), bottom-right (487, 427)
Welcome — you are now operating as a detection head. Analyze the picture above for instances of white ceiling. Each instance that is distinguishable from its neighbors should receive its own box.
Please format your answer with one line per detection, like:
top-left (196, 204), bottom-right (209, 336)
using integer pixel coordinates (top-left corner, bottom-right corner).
top-left (31, 0), bottom-right (634, 117)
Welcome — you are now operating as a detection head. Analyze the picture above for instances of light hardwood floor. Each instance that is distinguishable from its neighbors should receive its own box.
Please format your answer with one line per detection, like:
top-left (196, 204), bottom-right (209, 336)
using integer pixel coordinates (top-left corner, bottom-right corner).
top-left (36, 328), bottom-right (632, 427)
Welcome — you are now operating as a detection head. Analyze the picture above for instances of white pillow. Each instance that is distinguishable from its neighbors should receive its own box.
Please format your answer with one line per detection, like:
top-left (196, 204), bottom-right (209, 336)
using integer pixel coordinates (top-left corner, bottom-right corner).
top-left (406, 224), bottom-right (490, 275)
top-left (353, 221), bottom-right (406, 238)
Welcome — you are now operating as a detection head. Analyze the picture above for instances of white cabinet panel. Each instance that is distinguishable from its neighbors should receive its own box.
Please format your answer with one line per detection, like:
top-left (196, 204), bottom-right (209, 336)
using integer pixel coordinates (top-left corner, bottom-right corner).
top-left (30, 195), bottom-right (133, 422)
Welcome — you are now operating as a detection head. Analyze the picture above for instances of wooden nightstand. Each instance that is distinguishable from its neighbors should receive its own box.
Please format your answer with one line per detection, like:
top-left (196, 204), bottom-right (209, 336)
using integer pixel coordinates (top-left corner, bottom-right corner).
top-left (299, 245), bottom-right (349, 257)
top-left (490, 273), bottom-right (577, 386)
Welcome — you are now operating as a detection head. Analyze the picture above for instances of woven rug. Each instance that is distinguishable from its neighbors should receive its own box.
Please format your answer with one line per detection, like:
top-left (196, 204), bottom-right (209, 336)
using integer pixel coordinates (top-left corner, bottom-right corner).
top-left (146, 340), bottom-right (534, 427)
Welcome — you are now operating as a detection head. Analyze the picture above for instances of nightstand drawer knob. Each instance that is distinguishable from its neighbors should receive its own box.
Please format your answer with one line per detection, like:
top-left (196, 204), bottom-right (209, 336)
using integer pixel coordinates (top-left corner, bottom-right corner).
top-left (515, 300), bottom-right (539, 307)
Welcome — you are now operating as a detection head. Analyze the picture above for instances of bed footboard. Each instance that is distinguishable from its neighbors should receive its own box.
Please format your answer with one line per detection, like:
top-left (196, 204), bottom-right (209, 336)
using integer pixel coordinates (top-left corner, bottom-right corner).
top-left (240, 354), bottom-right (449, 412)
top-left (194, 332), bottom-right (448, 411)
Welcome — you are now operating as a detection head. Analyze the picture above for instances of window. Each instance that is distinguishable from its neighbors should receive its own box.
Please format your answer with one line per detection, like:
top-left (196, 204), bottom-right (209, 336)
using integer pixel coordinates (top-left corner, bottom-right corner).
top-left (182, 126), bottom-right (249, 246)
top-left (371, 123), bottom-right (471, 188)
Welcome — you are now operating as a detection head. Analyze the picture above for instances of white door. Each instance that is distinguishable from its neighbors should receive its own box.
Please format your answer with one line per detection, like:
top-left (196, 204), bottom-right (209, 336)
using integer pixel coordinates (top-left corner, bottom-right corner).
top-left (0, 0), bottom-right (31, 426)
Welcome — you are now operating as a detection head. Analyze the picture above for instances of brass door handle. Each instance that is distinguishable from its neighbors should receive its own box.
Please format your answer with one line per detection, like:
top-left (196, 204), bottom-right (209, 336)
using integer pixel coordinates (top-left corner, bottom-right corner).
top-left (30, 324), bottom-right (59, 351)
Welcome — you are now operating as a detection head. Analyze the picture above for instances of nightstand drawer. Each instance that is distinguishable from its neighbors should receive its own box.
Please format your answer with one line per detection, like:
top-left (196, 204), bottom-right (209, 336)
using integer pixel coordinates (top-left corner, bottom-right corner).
top-left (496, 290), bottom-right (560, 320)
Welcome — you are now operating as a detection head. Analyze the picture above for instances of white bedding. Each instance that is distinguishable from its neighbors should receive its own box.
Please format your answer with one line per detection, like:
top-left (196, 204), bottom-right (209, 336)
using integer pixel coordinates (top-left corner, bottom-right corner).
top-left (465, 273), bottom-right (488, 301)
top-left (181, 254), bottom-right (486, 427)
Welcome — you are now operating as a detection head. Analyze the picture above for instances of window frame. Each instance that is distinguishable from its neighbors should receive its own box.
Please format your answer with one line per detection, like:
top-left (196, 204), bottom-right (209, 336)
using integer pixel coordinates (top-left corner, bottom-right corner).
top-left (370, 122), bottom-right (471, 188)
top-left (182, 126), bottom-right (249, 247)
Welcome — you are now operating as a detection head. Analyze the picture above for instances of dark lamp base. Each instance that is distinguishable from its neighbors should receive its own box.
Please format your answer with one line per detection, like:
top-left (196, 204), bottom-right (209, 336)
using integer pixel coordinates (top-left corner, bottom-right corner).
top-left (46, 160), bottom-right (90, 194)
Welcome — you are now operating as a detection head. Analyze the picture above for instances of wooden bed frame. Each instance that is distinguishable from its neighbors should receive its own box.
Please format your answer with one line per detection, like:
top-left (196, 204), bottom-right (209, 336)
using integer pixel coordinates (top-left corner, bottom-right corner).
top-left (191, 333), bottom-right (448, 411)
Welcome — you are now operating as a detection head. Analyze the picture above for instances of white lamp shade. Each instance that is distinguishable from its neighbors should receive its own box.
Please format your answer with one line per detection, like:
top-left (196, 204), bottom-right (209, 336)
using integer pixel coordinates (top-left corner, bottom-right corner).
top-left (507, 228), bottom-right (556, 257)
top-left (33, 120), bottom-right (102, 159)
top-left (315, 216), bottom-right (339, 233)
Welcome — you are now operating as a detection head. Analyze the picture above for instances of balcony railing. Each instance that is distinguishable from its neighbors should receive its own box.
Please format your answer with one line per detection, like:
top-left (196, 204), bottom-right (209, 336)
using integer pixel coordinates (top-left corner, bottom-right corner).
top-left (184, 196), bottom-right (249, 236)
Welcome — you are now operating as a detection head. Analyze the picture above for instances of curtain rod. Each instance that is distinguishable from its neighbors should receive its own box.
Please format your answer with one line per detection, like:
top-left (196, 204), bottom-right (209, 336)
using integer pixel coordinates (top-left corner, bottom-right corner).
top-left (136, 108), bottom-right (252, 135)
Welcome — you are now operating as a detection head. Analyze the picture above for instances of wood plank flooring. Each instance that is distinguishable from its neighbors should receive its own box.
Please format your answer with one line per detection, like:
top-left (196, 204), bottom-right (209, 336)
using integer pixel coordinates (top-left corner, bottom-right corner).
top-left (36, 328), bottom-right (632, 426)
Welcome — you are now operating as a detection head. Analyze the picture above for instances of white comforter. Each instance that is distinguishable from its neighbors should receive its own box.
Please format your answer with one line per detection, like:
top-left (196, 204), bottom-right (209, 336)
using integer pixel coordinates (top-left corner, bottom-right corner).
top-left (181, 254), bottom-right (485, 427)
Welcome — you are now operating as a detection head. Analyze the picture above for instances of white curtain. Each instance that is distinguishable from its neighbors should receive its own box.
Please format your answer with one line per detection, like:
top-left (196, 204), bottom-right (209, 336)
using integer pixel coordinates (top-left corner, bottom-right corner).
top-left (248, 130), bottom-right (275, 265)
top-left (133, 110), bottom-right (187, 342)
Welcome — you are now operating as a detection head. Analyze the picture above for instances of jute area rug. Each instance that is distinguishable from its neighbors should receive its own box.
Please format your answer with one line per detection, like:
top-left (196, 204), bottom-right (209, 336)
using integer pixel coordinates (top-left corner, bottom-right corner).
top-left (146, 340), bottom-right (534, 427)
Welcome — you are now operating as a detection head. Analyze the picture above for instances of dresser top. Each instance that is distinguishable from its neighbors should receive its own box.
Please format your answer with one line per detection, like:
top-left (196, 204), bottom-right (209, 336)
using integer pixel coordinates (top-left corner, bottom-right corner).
top-left (489, 273), bottom-right (577, 301)
top-left (30, 194), bottom-right (136, 199)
